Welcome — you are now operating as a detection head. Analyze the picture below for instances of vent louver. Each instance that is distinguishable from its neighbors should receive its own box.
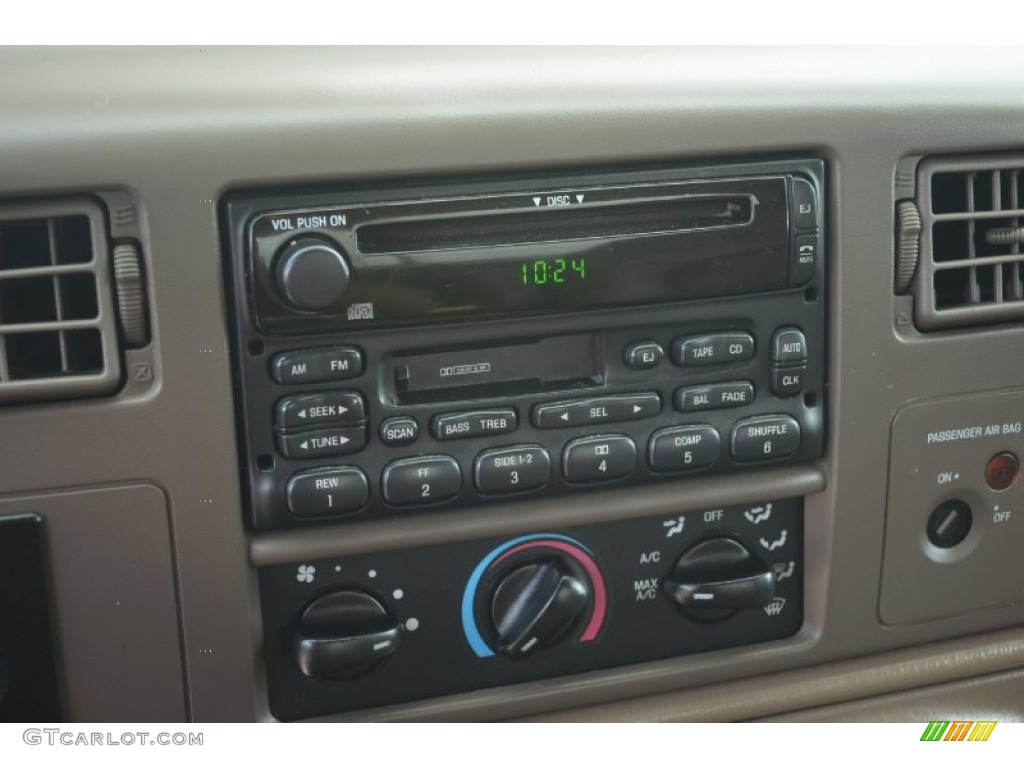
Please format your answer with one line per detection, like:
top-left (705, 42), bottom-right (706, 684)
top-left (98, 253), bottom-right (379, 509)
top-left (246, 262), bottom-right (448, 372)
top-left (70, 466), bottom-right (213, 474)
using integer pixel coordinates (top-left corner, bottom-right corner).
top-left (906, 154), bottom-right (1024, 330)
top-left (0, 199), bottom-right (120, 402)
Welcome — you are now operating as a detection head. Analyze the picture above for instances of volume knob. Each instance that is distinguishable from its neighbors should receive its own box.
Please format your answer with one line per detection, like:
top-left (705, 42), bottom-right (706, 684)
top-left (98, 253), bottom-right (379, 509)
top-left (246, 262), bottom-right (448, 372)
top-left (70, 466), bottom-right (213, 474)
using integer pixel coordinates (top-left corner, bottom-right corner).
top-left (274, 238), bottom-right (350, 312)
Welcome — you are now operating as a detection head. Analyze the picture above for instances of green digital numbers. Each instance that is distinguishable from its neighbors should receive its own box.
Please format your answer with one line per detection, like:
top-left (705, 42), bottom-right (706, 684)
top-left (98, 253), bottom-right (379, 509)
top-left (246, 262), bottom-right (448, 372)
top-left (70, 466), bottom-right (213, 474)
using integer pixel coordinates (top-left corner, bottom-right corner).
top-left (521, 258), bottom-right (586, 286)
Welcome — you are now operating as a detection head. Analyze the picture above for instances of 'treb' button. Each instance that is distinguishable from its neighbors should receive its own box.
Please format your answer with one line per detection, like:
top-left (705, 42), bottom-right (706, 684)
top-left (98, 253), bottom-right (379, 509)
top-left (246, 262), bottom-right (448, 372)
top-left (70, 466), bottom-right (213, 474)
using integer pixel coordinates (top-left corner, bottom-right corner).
top-left (624, 341), bottom-right (664, 370)
top-left (275, 391), bottom-right (366, 429)
top-left (731, 415), bottom-right (801, 462)
top-left (563, 434), bottom-right (637, 483)
top-left (276, 427), bottom-right (366, 459)
top-left (271, 347), bottom-right (363, 385)
top-left (286, 467), bottom-right (369, 518)
top-left (672, 332), bottom-right (755, 367)
top-left (382, 455), bottom-right (462, 506)
top-left (474, 445), bottom-right (551, 495)
top-left (648, 425), bottom-right (721, 472)
top-left (675, 381), bottom-right (754, 412)
top-left (431, 409), bottom-right (517, 441)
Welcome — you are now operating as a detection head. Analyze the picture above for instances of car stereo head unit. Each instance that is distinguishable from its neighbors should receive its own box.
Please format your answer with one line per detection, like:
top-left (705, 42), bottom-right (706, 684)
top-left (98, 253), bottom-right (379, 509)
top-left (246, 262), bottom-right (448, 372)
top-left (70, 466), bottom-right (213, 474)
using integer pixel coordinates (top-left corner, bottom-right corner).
top-left (224, 159), bottom-right (826, 530)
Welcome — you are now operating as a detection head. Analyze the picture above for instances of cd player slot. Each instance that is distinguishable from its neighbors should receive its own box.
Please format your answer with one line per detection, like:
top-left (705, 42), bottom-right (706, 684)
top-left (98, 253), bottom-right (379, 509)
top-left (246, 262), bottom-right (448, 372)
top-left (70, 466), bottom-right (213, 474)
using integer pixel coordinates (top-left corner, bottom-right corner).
top-left (357, 195), bottom-right (753, 254)
top-left (388, 333), bottom-right (602, 405)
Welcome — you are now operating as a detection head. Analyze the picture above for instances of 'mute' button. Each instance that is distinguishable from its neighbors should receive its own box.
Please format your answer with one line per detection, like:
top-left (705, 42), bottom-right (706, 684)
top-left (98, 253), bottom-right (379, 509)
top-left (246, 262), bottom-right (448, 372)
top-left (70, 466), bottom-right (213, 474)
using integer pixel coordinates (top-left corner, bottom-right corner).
top-left (731, 415), bottom-right (801, 461)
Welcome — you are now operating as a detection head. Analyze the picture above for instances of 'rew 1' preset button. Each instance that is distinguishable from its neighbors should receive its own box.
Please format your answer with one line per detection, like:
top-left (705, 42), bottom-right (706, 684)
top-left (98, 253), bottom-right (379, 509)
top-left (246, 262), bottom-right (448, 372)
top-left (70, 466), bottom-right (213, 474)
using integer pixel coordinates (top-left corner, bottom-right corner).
top-left (286, 466), bottom-right (369, 518)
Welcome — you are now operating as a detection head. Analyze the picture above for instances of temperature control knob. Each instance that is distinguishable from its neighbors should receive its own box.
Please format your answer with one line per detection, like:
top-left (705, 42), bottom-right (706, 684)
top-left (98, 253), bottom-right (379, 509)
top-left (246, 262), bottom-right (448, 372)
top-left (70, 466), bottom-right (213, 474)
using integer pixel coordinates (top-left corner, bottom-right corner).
top-left (291, 590), bottom-right (401, 681)
top-left (274, 238), bottom-right (350, 312)
top-left (663, 537), bottom-right (775, 622)
top-left (490, 559), bottom-right (591, 659)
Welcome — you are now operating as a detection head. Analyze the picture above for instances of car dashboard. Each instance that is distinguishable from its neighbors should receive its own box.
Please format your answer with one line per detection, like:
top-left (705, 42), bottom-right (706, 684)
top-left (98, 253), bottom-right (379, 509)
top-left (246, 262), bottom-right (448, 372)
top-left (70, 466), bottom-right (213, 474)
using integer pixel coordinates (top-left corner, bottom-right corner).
top-left (0, 46), bottom-right (1023, 723)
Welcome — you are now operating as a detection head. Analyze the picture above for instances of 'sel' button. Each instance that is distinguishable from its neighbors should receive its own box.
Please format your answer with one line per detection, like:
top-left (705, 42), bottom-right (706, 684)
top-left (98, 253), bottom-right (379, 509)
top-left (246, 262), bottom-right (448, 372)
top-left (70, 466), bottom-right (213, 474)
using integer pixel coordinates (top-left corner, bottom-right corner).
top-left (431, 409), bottom-right (517, 441)
top-left (270, 347), bottom-right (363, 385)
top-left (731, 415), bottom-right (801, 462)
top-left (533, 393), bottom-right (661, 428)
top-left (382, 455), bottom-right (462, 506)
top-left (563, 434), bottom-right (637, 483)
top-left (286, 467), bottom-right (369, 518)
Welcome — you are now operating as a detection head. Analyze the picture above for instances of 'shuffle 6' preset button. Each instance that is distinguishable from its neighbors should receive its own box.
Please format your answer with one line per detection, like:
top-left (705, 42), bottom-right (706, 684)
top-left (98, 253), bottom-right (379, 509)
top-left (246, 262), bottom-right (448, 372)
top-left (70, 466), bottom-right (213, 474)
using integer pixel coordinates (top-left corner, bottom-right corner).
top-left (731, 415), bottom-right (801, 461)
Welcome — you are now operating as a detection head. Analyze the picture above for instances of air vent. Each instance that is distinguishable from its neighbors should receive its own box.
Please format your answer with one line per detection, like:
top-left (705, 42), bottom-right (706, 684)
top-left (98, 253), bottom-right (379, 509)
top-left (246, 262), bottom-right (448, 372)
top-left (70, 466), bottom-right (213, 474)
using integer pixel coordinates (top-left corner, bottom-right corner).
top-left (903, 154), bottom-right (1024, 330)
top-left (0, 199), bottom-right (120, 402)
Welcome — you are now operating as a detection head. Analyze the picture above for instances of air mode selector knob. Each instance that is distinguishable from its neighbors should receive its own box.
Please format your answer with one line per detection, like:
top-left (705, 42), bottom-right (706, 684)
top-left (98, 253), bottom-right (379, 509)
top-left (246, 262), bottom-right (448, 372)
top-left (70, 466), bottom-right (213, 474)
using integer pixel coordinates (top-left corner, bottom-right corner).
top-left (663, 537), bottom-right (775, 622)
top-left (291, 590), bottom-right (401, 681)
top-left (490, 559), bottom-right (591, 660)
top-left (274, 238), bottom-right (351, 312)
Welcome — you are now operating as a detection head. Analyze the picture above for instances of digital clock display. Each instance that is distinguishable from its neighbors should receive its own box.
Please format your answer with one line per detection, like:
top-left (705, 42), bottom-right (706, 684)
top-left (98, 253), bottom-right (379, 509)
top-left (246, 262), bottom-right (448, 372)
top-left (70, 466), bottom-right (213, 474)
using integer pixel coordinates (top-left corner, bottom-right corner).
top-left (521, 258), bottom-right (586, 286)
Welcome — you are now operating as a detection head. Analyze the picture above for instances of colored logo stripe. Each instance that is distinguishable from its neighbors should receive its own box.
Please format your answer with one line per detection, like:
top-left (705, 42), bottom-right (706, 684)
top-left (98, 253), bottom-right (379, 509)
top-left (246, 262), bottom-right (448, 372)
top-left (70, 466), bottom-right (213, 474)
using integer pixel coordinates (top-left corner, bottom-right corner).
top-left (920, 721), bottom-right (996, 742)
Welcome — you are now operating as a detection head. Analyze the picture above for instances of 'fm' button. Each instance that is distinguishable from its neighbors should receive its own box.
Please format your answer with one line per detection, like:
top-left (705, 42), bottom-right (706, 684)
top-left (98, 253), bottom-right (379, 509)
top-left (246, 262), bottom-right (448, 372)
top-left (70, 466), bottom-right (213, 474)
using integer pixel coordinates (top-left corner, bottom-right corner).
top-left (270, 347), bottom-right (364, 385)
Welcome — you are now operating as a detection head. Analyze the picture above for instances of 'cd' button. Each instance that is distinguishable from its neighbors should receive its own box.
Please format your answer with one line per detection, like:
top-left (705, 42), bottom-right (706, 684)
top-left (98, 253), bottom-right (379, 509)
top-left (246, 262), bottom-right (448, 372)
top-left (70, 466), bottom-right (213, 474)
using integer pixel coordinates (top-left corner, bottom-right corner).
top-left (731, 415), bottom-right (801, 462)
top-left (672, 332), bottom-right (755, 367)
top-left (648, 425), bottom-right (721, 472)
top-left (382, 456), bottom-right (462, 506)
top-left (276, 427), bottom-right (366, 459)
top-left (271, 347), bottom-right (363, 385)
top-left (286, 467), bottom-right (369, 518)
top-left (431, 409), bottom-right (517, 441)
top-left (563, 435), bottom-right (637, 483)
top-left (474, 445), bottom-right (551, 495)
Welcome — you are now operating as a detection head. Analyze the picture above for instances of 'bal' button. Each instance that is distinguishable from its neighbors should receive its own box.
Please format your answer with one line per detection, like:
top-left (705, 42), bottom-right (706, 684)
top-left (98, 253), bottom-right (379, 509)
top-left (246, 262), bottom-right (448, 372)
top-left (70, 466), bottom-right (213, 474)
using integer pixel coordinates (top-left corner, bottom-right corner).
top-left (731, 415), bottom-right (801, 462)
top-left (271, 347), bottom-right (363, 385)
top-left (672, 332), bottom-right (755, 367)
top-left (379, 416), bottom-right (419, 447)
top-left (648, 425), bottom-right (721, 473)
top-left (675, 381), bottom-right (754, 412)
top-left (276, 427), bottom-right (366, 459)
top-left (275, 391), bottom-right (366, 429)
top-left (563, 434), bottom-right (637, 483)
top-left (474, 445), bottom-right (551, 495)
top-left (382, 456), bottom-right (462, 506)
top-left (431, 409), bottom-right (517, 441)
top-left (624, 341), bottom-right (664, 370)
top-left (286, 467), bottom-right (369, 518)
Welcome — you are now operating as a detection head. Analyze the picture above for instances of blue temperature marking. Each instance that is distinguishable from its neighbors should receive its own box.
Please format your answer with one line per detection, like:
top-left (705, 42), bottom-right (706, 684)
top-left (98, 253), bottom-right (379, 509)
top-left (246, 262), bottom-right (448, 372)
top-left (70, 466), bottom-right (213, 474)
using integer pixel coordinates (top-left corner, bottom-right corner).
top-left (461, 533), bottom-right (590, 658)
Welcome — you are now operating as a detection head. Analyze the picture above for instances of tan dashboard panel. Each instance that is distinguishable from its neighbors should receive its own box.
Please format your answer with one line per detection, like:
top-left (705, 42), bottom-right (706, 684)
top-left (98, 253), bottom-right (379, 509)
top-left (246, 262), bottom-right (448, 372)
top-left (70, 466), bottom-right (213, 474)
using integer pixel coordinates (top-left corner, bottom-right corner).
top-left (0, 486), bottom-right (185, 722)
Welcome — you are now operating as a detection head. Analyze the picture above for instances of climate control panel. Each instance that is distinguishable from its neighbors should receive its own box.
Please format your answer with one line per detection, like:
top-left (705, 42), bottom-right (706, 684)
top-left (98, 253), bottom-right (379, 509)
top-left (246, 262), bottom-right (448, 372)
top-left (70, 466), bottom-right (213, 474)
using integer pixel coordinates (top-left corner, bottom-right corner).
top-left (258, 497), bottom-right (804, 720)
